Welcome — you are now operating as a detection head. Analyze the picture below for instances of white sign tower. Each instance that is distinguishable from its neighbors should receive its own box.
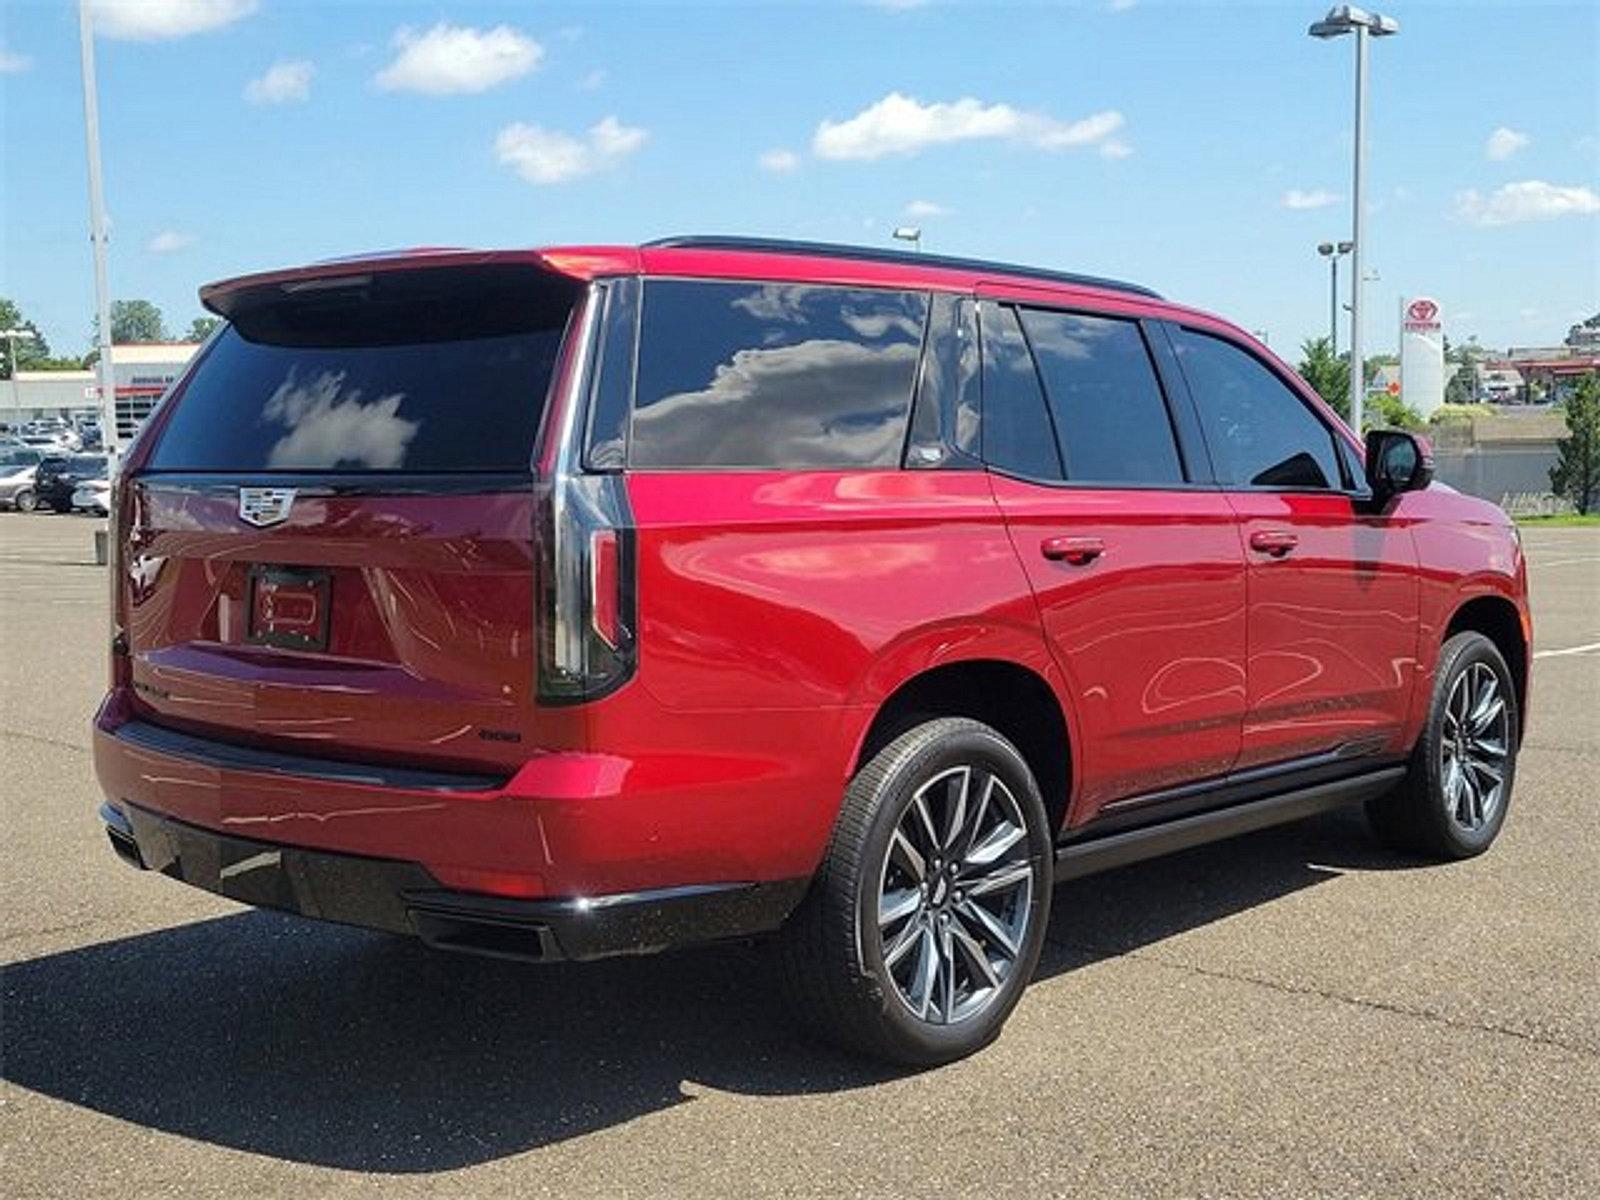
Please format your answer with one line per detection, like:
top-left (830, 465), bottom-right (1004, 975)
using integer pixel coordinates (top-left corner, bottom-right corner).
top-left (1399, 296), bottom-right (1445, 418)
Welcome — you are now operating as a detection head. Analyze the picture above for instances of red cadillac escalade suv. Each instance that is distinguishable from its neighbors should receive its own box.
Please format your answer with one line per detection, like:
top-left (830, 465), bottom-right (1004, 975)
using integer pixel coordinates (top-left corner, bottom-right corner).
top-left (95, 238), bottom-right (1530, 1064)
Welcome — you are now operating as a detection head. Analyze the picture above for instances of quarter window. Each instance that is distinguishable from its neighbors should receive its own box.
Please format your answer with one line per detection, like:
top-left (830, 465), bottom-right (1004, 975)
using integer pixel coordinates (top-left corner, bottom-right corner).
top-left (629, 281), bottom-right (928, 469)
top-left (1018, 309), bottom-right (1184, 485)
top-left (1170, 328), bottom-right (1342, 490)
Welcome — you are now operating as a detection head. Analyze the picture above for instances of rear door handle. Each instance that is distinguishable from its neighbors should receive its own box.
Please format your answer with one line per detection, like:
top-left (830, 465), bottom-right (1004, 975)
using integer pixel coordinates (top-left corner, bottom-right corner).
top-left (1249, 530), bottom-right (1299, 557)
top-left (1041, 535), bottom-right (1105, 565)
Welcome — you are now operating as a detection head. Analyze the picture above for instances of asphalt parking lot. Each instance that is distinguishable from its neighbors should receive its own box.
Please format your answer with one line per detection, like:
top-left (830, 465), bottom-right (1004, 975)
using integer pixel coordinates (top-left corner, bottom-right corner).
top-left (2, 511), bottom-right (1596, 1198)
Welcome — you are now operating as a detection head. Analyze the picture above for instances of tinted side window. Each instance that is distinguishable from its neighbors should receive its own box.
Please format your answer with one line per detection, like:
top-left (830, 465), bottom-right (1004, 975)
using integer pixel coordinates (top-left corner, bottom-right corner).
top-left (1018, 309), bottom-right (1184, 485)
top-left (1170, 328), bottom-right (1341, 490)
top-left (630, 281), bottom-right (928, 469)
top-left (980, 304), bottom-right (1062, 481)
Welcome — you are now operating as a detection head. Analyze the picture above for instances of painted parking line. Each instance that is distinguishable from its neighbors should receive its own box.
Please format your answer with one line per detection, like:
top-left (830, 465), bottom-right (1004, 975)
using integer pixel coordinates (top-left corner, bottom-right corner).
top-left (1533, 641), bottom-right (1600, 660)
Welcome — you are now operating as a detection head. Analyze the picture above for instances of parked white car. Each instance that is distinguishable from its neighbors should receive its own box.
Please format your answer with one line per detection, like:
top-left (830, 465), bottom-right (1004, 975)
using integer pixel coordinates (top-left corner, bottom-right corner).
top-left (71, 478), bottom-right (112, 516)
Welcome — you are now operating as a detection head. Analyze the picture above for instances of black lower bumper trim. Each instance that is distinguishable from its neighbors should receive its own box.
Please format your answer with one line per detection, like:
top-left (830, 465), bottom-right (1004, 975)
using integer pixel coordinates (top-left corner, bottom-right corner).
top-left (100, 802), bottom-right (808, 962)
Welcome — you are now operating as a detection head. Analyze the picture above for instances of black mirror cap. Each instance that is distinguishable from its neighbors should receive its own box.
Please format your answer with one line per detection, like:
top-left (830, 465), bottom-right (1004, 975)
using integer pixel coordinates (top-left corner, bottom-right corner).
top-left (1364, 429), bottom-right (1435, 498)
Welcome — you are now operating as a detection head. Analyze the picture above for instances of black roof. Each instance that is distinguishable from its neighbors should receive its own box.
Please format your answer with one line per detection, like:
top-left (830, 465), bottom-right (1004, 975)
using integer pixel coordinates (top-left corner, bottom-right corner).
top-left (644, 235), bottom-right (1162, 300)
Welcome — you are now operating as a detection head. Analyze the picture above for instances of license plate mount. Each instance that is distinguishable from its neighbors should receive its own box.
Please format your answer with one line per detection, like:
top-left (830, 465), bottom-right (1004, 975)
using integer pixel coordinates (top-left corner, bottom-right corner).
top-left (246, 565), bottom-right (332, 652)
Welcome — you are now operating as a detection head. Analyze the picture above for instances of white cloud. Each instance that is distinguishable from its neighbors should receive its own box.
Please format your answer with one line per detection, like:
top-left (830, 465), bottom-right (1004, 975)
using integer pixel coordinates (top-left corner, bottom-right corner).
top-left (244, 60), bottom-right (314, 105)
top-left (147, 230), bottom-right (197, 254)
top-left (88, 0), bottom-right (256, 41)
top-left (0, 47), bottom-right (31, 73)
top-left (1484, 126), bottom-right (1530, 161)
top-left (376, 23), bottom-right (543, 95)
top-left (813, 92), bottom-right (1125, 161)
top-left (1455, 180), bottom-right (1600, 226)
top-left (495, 117), bottom-right (646, 185)
top-left (759, 148), bottom-right (802, 174)
top-left (904, 199), bottom-right (949, 218)
top-left (1281, 188), bottom-right (1340, 210)
top-left (1099, 139), bottom-right (1133, 159)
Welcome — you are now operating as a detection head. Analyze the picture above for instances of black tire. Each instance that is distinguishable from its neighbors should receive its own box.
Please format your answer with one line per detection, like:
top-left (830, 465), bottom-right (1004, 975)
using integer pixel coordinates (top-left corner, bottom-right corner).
top-left (779, 717), bottom-right (1053, 1066)
top-left (50, 500), bottom-right (70, 514)
top-left (1366, 631), bottom-right (1519, 859)
top-left (13, 489), bottom-right (35, 513)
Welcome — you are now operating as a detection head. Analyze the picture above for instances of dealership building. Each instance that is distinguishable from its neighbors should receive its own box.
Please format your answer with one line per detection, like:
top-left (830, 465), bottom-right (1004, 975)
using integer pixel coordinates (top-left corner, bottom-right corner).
top-left (1, 342), bottom-right (200, 443)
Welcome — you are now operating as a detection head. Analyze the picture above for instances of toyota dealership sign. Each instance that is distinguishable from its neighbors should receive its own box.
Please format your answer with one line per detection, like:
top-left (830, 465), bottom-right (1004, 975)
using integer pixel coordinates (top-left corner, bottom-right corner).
top-left (1399, 296), bottom-right (1445, 417)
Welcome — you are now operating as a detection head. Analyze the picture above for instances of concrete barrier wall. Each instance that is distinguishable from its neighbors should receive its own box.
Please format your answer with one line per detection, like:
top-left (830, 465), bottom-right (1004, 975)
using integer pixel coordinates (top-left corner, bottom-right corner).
top-left (1433, 445), bottom-right (1559, 503)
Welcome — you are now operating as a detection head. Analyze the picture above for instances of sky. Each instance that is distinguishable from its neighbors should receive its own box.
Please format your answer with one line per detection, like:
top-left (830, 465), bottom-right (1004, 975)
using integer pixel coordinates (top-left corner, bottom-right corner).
top-left (1, 0), bottom-right (1596, 361)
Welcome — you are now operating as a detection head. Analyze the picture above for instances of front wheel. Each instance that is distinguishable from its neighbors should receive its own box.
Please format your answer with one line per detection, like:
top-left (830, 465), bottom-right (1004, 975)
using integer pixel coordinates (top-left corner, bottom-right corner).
top-left (780, 717), bottom-right (1053, 1066)
top-left (13, 489), bottom-right (36, 513)
top-left (1366, 631), bottom-right (1519, 859)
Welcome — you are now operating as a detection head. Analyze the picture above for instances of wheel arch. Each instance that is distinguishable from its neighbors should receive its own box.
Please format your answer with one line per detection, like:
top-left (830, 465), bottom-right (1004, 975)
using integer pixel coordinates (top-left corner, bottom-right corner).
top-left (1443, 594), bottom-right (1529, 735)
top-left (850, 658), bottom-right (1074, 835)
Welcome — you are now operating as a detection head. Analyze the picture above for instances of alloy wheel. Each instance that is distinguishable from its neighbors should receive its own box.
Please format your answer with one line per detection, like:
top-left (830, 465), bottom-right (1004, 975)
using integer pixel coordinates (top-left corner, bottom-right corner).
top-left (1440, 662), bottom-right (1509, 833)
top-left (875, 764), bottom-right (1036, 1026)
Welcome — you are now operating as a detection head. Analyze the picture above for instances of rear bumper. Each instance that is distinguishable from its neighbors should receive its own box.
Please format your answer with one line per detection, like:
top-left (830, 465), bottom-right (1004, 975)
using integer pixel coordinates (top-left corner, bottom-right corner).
top-left (94, 686), bottom-right (832, 902)
top-left (100, 801), bottom-right (806, 962)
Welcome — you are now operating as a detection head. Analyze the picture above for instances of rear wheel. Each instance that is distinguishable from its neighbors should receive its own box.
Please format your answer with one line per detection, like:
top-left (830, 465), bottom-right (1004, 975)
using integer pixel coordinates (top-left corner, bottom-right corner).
top-left (780, 717), bottom-right (1053, 1066)
top-left (13, 489), bottom-right (36, 513)
top-left (1366, 631), bottom-right (1518, 859)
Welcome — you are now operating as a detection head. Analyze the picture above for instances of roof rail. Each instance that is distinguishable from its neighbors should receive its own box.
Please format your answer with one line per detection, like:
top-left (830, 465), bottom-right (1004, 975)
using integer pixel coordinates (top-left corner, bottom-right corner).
top-left (643, 235), bottom-right (1162, 300)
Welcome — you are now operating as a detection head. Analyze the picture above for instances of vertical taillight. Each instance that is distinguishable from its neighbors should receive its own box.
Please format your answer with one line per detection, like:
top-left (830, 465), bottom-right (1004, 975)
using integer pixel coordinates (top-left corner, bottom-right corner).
top-left (536, 472), bottom-right (637, 703)
top-left (535, 280), bottom-right (638, 705)
top-left (108, 472), bottom-right (132, 689)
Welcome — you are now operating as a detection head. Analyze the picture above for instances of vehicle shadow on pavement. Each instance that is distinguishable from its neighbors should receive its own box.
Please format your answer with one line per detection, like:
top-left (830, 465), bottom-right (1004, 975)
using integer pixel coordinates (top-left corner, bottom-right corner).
top-left (2, 807), bottom-right (1420, 1173)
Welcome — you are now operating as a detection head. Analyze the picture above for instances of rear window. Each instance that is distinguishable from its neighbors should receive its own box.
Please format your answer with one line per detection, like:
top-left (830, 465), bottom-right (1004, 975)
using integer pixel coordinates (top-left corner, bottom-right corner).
top-left (629, 280), bottom-right (929, 469)
top-left (148, 267), bottom-right (577, 474)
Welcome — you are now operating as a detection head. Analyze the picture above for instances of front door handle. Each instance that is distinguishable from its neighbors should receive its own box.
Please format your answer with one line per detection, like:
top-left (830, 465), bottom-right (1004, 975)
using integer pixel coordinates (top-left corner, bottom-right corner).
top-left (1041, 535), bottom-right (1105, 565)
top-left (1249, 529), bottom-right (1299, 557)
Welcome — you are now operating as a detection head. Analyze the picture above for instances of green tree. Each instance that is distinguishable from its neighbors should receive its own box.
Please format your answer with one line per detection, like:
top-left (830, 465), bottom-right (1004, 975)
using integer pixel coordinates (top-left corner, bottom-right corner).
top-left (0, 297), bottom-right (54, 379)
top-left (1550, 371), bottom-right (1600, 515)
top-left (1444, 335), bottom-right (1482, 406)
top-left (185, 315), bottom-right (222, 342)
top-left (1297, 336), bottom-right (1350, 421)
top-left (1370, 390), bottom-right (1425, 431)
top-left (108, 299), bottom-right (167, 343)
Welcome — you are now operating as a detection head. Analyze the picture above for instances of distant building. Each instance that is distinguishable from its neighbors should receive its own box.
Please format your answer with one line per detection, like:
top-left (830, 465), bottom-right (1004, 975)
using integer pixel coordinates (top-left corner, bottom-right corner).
top-left (1491, 344), bottom-right (1600, 405)
top-left (1, 342), bottom-right (199, 442)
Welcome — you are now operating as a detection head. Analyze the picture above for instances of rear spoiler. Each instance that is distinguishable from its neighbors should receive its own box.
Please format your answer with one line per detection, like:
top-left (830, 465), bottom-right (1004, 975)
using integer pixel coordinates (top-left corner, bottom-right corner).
top-left (200, 247), bottom-right (641, 321)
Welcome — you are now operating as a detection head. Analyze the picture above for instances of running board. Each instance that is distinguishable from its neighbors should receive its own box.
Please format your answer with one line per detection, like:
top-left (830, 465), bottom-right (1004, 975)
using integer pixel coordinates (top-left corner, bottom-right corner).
top-left (1055, 766), bottom-right (1405, 881)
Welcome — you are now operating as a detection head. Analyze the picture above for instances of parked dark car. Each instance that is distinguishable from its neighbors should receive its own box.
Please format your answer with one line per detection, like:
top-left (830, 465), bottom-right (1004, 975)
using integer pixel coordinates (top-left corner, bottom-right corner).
top-left (95, 238), bottom-right (1530, 1065)
top-left (35, 453), bottom-right (110, 513)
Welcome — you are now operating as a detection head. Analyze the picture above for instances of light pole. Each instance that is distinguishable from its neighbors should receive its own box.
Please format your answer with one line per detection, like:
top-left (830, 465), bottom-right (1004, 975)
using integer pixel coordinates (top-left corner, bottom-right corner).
top-left (892, 226), bottom-right (922, 253)
top-left (78, 1), bottom-right (118, 464)
top-left (3, 327), bottom-right (37, 421)
top-left (1310, 5), bottom-right (1398, 433)
top-left (1316, 240), bottom-right (1353, 355)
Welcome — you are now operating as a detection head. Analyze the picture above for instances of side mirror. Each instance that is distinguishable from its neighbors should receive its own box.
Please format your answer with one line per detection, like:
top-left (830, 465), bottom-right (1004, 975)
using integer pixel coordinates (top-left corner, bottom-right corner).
top-left (1364, 429), bottom-right (1434, 501)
